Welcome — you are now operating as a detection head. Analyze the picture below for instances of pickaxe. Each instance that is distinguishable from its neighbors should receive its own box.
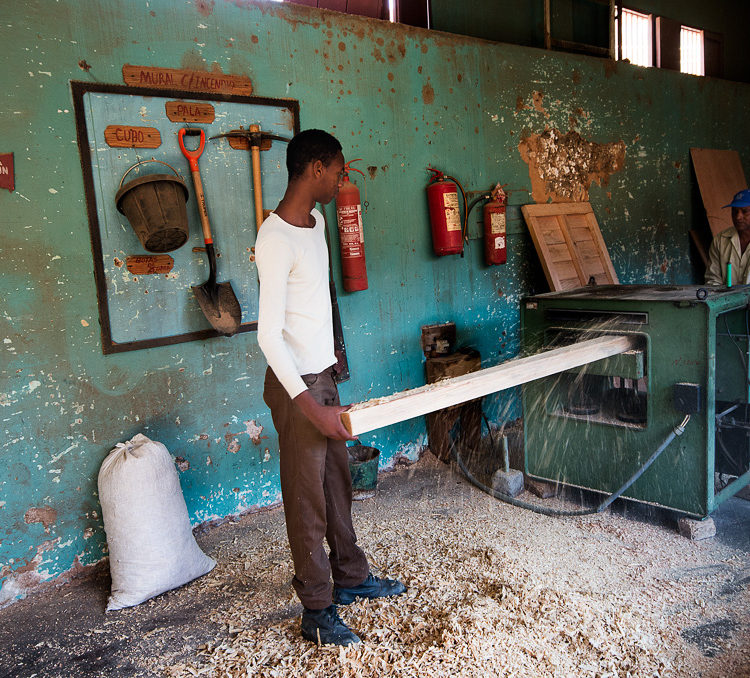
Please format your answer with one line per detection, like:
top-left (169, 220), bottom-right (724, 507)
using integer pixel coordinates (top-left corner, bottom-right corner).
top-left (209, 125), bottom-right (291, 230)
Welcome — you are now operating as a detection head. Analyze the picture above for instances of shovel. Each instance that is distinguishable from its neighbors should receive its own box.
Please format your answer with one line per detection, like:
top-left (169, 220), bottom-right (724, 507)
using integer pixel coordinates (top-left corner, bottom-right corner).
top-left (178, 128), bottom-right (241, 337)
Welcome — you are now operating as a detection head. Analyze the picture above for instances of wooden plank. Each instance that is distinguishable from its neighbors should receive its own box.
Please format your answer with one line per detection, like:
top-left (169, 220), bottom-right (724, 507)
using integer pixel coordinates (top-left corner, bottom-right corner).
top-left (525, 213), bottom-right (564, 290)
top-left (575, 240), bottom-right (600, 258)
top-left (582, 211), bottom-right (618, 284)
top-left (556, 215), bottom-right (587, 287)
top-left (558, 276), bottom-right (582, 289)
top-left (581, 261), bottom-right (605, 277)
top-left (569, 226), bottom-right (593, 241)
top-left (566, 213), bottom-right (590, 229)
top-left (548, 243), bottom-right (573, 262)
top-left (522, 202), bottom-right (617, 291)
top-left (341, 335), bottom-right (635, 436)
top-left (556, 268), bottom-right (579, 281)
top-left (521, 202), bottom-right (591, 216)
top-left (690, 148), bottom-right (748, 237)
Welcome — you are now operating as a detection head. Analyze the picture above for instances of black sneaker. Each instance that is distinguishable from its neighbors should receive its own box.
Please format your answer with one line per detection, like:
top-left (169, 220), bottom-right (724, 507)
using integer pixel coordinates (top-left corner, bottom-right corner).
top-left (300, 604), bottom-right (361, 646)
top-left (333, 573), bottom-right (407, 605)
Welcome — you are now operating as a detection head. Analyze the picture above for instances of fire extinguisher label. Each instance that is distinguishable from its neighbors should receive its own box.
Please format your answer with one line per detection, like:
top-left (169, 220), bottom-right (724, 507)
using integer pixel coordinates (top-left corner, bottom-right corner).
top-left (495, 235), bottom-right (506, 250)
top-left (490, 211), bottom-right (506, 234)
top-left (443, 193), bottom-right (461, 231)
top-left (337, 204), bottom-right (364, 255)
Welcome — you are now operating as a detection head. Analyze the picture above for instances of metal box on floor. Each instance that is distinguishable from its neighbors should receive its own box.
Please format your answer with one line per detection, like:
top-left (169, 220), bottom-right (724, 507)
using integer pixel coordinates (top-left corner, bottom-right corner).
top-left (521, 285), bottom-right (750, 517)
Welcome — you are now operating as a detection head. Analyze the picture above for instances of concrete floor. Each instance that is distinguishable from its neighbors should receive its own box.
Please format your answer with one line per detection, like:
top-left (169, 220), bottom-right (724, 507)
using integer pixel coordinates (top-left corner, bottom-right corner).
top-left (1, 454), bottom-right (749, 678)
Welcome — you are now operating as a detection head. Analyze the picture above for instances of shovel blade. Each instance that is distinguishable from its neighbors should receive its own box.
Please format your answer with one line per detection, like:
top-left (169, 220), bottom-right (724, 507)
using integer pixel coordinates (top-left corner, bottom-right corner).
top-left (192, 281), bottom-right (242, 337)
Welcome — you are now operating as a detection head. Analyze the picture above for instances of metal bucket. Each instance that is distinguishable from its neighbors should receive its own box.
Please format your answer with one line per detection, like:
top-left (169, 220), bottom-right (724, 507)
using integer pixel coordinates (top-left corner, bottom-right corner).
top-left (115, 160), bottom-right (190, 253)
top-left (348, 445), bottom-right (380, 501)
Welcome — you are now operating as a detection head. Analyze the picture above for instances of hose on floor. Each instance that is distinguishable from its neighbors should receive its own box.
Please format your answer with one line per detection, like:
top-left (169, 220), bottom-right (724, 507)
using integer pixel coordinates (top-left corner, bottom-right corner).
top-left (450, 414), bottom-right (691, 517)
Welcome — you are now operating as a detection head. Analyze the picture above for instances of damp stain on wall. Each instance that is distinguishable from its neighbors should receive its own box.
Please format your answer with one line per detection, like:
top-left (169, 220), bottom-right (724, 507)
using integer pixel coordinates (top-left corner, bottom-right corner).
top-left (518, 128), bottom-right (626, 202)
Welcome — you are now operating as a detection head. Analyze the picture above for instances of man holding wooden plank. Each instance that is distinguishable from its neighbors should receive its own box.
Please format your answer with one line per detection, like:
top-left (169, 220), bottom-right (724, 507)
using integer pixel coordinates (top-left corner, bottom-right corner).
top-left (256, 129), bottom-right (405, 647)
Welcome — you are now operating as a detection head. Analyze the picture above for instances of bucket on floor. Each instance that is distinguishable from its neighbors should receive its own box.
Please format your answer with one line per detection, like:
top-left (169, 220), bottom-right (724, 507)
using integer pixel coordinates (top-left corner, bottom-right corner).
top-left (115, 160), bottom-right (190, 253)
top-left (348, 445), bottom-right (380, 501)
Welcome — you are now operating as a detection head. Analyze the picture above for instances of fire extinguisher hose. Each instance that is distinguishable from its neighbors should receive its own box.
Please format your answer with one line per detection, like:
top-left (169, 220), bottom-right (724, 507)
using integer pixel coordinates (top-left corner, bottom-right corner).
top-left (466, 193), bottom-right (492, 220)
top-left (444, 175), bottom-right (469, 256)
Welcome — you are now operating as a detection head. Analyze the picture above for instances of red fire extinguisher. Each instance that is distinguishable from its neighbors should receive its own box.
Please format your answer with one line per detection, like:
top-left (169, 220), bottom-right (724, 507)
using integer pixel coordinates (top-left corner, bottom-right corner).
top-left (483, 184), bottom-right (507, 266)
top-left (426, 167), bottom-right (467, 256)
top-left (335, 159), bottom-right (368, 292)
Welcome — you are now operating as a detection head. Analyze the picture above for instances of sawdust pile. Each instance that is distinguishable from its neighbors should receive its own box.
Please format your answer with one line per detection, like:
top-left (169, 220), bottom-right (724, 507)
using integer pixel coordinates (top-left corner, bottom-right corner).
top-left (162, 497), bottom-right (713, 674)
top-left (193, 545), bottom-right (665, 677)
top-left (159, 455), bottom-right (749, 677)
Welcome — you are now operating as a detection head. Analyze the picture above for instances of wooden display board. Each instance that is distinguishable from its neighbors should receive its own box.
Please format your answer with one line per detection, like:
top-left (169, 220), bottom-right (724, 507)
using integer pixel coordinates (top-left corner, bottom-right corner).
top-left (72, 81), bottom-right (298, 353)
top-left (521, 202), bottom-right (618, 291)
top-left (690, 148), bottom-right (748, 237)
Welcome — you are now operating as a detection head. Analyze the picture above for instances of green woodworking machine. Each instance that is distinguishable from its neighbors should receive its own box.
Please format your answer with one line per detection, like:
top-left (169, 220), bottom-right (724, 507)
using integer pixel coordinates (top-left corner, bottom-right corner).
top-left (522, 284), bottom-right (750, 517)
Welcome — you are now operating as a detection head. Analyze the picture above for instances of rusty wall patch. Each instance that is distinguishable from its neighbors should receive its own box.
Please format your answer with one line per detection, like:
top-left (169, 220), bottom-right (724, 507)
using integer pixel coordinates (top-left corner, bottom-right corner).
top-left (532, 91), bottom-right (547, 116)
top-left (195, 0), bottom-right (214, 17)
top-left (24, 506), bottom-right (57, 532)
top-left (518, 129), bottom-right (626, 203)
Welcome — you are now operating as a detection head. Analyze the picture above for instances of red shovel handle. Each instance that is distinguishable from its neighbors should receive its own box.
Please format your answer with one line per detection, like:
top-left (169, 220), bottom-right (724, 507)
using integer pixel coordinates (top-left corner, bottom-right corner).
top-left (178, 128), bottom-right (212, 244)
top-left (178, 128), bottom-right (205, 171)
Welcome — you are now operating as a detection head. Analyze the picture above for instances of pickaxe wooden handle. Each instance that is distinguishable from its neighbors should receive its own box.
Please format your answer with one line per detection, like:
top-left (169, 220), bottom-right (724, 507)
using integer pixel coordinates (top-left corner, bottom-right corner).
top-left (209, 126), bottom-right (291, 230)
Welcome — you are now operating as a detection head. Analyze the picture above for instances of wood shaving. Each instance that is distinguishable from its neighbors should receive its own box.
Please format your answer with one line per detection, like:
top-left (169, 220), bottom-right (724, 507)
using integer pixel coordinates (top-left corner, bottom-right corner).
top-left (161, 455), bottom-right (750, 678)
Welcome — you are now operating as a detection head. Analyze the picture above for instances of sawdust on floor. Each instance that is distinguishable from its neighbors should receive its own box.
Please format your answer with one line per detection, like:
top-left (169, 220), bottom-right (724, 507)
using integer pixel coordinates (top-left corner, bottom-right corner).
top-left (158, 454), bottom-right (750, 678)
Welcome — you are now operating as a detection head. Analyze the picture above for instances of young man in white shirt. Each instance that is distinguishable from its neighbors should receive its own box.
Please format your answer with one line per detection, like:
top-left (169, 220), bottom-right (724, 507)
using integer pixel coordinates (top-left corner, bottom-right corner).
top-left (256, 129), bottom-right (405, 647)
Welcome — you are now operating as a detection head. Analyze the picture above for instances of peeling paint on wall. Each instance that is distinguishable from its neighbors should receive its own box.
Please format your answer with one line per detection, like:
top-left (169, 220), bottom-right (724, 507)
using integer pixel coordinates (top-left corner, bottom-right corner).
top-left (24, 506), bottom-right (57, 532)
top-left (244, 420), bottom-right (263, 445)
top-left (0, 538), bottom-right (60, 607)
top-left (518, 128), bottom-right (626, 202)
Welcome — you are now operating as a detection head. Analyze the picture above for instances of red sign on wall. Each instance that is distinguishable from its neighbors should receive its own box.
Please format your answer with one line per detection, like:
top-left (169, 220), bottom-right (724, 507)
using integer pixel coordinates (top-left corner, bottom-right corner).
top-left (0, 153), bottom-right (14, 192)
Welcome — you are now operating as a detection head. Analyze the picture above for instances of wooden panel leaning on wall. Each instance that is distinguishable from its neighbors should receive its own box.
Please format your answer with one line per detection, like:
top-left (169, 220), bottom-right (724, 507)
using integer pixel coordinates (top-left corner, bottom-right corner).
top-left (521, 202), bottom-right (618, 292)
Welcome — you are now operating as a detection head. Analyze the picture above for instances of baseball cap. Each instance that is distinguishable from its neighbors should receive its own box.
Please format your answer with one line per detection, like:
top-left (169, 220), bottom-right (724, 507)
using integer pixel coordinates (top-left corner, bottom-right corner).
top-left (724, 189), bottom-right (750, 208)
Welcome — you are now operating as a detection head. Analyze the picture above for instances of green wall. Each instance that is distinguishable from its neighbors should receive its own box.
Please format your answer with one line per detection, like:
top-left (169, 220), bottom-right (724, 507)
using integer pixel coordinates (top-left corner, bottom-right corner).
top-left (1, 0), bottom-right (749, 604)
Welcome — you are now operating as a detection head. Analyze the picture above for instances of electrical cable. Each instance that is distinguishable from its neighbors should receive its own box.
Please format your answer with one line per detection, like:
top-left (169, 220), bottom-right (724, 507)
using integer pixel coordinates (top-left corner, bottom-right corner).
top-left (451, 414), bottom-right (691, 517)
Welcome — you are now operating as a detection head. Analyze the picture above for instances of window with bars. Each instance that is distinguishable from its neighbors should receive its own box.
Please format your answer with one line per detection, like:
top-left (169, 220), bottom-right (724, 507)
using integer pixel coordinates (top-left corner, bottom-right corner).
top-left (680, 25), bottom-right (704, 76)
top-left (615, 7), bottom-right (652, 67)
top-left (616, 7), bottom-right (710, 77)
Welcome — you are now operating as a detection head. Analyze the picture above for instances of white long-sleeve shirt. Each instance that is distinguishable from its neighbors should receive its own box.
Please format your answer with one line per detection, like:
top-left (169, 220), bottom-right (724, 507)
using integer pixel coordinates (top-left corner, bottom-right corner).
top-left (255, 209), bottom-right (336, 399)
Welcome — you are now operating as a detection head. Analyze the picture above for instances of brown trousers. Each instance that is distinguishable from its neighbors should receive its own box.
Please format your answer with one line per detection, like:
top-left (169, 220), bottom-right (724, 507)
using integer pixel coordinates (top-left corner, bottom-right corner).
top-left (263, 366), bottom-right (369, 609)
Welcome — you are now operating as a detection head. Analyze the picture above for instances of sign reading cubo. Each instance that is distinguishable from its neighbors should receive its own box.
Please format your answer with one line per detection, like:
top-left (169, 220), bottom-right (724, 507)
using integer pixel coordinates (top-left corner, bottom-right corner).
top-left (104, 125), bottom-right (162, 148)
